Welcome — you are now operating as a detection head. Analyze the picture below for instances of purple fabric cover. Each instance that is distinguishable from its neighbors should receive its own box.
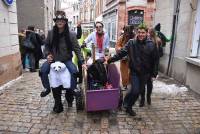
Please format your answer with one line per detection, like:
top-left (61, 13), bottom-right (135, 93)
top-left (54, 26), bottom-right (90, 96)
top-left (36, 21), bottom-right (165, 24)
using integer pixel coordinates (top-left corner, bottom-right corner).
top-left (86, 64), bottom-right (120, 111)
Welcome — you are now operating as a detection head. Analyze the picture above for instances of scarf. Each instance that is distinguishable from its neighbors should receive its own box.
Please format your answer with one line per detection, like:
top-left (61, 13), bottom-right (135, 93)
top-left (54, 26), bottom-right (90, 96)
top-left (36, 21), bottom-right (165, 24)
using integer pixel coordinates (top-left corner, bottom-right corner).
top-left (96, 32), bottom-right (104, 52)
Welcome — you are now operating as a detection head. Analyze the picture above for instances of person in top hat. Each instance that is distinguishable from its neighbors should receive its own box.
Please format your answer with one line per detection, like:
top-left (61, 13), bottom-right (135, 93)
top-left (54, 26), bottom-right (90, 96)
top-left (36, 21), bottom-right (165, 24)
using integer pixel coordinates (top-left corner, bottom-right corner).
top-left (39, 10), bottom-right (86, 113)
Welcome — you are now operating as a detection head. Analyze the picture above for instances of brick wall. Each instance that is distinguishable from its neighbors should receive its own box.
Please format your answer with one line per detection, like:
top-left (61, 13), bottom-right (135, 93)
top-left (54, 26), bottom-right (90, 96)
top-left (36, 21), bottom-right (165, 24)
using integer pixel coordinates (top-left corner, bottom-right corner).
top-left (0, 53), bottom-right (22, 85)
top-left (117, 2), bottom-right (126, 39)
top-left (126, 6), bottom-right (154, 27)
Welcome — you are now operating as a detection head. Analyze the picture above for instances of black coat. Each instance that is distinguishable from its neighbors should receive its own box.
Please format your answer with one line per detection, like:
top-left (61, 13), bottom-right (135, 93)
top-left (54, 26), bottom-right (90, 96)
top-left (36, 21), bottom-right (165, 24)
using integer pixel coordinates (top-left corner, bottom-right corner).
top-left (76, 25), bottom-right (82, 39)
top-left (25, 32), bottom-right (43, 61)
top-left (108, 38), bottom-right (159, 77)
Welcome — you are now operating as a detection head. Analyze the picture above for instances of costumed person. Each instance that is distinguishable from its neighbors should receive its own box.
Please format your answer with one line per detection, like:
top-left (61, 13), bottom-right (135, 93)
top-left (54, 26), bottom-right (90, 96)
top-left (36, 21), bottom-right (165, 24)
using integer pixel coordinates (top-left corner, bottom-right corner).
top-left (83, 21), bottom-right (110, 60)
top-left (39, 11), bottom-right (86, 113)
top-left (72, 23), bottom-right (91, 84)
top-left (115, 25), bottom-right (135, 90)
top-left (154, 23), bottom-right (171, 48)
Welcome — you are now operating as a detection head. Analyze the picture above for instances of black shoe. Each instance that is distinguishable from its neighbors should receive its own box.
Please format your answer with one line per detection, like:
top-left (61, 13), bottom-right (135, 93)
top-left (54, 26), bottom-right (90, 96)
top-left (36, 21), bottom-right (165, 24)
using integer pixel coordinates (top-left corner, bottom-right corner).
top-left (126, 109), bottom-right (136, 116)
top-left (53, 104), bottom-right (63, 113)
top-left (139, 101), bottom-right (145, 107)
top-left (30, 69), bottom-right (36, 72)
top-left (147, 96), bottom-right (151, 105)
top-left (68, 102), bottom-right (73, 107)
top-left (123, 102), bottom-right (128, 109)
top-left (65, 89), bottom-right (74, 107)
top-left (40, 89), bottom-right (51, 97)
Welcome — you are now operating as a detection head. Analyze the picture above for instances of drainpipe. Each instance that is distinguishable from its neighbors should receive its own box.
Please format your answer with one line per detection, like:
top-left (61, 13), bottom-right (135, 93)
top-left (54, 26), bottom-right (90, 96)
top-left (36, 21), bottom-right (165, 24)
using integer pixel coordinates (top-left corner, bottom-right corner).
top-left (166, 0), bottom-right (181, 75)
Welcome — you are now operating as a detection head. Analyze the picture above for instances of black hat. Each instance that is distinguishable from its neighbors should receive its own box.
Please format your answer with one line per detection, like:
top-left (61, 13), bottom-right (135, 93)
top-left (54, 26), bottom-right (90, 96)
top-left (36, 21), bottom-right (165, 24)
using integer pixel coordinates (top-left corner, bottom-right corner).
top-left (154, 23), bottom-right (161, 32)
top-left (53, 11), bottom-right (68, 22)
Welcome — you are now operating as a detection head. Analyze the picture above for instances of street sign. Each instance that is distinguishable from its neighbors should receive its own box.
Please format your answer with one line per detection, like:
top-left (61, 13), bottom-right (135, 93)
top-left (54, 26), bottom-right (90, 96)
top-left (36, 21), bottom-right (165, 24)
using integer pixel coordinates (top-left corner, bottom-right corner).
top-left (2, 0), bottom-right (14, 6)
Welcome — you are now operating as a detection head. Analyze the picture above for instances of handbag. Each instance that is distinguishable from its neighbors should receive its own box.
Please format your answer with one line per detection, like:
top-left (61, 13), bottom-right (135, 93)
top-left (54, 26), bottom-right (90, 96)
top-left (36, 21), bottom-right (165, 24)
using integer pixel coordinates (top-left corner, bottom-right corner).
top-left (23, 34), bottom-right (35, 49)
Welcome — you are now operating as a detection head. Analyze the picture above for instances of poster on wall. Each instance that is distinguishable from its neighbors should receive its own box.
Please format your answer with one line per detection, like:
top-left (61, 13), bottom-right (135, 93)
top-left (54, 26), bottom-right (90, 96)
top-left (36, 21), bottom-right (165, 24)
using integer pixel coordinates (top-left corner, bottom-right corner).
top-left (128, 10), bottom-right (144, 27)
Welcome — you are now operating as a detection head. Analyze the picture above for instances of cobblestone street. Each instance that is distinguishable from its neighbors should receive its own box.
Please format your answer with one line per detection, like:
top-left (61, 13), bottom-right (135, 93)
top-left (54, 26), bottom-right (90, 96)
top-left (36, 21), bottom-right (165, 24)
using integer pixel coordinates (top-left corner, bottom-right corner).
top-left (0, 72), bottom-right (200, 134)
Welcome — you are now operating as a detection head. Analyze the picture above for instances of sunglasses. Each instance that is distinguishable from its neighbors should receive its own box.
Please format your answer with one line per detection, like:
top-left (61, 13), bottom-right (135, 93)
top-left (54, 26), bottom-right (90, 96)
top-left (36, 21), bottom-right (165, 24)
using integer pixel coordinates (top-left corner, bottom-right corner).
top-left (56, 19), bottom-right (66, 23)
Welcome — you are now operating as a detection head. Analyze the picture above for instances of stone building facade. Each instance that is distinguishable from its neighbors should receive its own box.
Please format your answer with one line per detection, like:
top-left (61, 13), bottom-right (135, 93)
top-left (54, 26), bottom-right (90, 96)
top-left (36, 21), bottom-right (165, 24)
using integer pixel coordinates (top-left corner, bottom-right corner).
top-left (154, 0), bottom-right (200, 94)
top-left (62, 1), bottom-right (80, 30)
top-left (0, 0), bottom-right (21, 85)
top-left (16, 0), bottom-right (56, 35)
top-left (79, 0), bottom-right (95, 32)
top-left (103, 0), bottom-right (155, 47)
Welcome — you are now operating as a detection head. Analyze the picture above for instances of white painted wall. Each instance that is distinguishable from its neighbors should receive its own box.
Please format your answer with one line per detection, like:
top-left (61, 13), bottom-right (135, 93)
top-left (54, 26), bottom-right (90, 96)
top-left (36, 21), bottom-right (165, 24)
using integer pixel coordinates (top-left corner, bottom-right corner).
top-left (0, 0), bottom-right (19, 57)
top-left (174, 0), bottom-right (192, 58)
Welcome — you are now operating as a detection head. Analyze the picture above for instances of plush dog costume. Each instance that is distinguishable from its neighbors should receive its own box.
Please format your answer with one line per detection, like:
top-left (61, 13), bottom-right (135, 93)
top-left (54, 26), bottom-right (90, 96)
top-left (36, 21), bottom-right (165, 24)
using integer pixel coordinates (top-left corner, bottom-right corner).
top-left (49, 61), bottom-right (71, 88)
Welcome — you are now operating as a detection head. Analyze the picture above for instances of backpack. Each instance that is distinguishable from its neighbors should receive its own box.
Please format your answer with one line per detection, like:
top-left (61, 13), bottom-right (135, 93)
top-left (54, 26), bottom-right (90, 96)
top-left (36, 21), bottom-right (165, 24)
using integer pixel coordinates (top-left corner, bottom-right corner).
top-left (23, 34), bottom-right (35, 50)
top-left (87, 59), bottom-right (107, 87)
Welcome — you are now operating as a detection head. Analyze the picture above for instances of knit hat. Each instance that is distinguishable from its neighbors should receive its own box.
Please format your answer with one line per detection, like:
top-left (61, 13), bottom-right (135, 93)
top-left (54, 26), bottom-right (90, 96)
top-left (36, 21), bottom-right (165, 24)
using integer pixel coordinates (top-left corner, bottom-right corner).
top-left (53, 11), bottom-right (68, 22)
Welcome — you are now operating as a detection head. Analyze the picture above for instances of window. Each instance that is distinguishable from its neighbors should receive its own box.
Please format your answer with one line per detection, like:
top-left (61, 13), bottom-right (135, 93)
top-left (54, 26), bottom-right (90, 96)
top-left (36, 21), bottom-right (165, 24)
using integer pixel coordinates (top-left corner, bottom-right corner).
top-left (73, 16), bottom-right (75, 25)
top-left (84, 10), bottom-right (87, 21)
top-left (90, 9), bottom-right (94, 21)
top-left (111, 22), bottom-right (116, 41)
top-left (128, 10), bottom-right (144, 27)
top-left (191, 0), bottom-right (200, 58)
top-left (106, 21), bottom-right (116, 42)
top-left (73, 5), bottom-right (75, 11)
top-left (76, 16), bottom-right (78, 24)
top-left (108, 23), bottom-right (111, 39)
top-left (80, 12), bottom-right (82, 21)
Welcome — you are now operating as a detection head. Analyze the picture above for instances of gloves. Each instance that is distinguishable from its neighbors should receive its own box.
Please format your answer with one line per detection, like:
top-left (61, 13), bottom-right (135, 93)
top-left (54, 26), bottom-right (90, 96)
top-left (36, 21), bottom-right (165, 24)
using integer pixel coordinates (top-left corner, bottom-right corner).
top-left (81, 44), bottom-right (86, 48)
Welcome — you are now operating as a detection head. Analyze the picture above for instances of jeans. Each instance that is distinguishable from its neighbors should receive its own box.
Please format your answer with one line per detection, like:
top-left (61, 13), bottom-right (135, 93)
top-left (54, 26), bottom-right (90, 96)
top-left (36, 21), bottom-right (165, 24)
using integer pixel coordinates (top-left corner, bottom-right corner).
top-left (123, 72), bottom-right (149, 110)
top-left (39, 60), bottom-right (78, 90)
top-left (25, 53), bottom-right (35, 71)
top-left (140, 75), bottom-right (152, 100)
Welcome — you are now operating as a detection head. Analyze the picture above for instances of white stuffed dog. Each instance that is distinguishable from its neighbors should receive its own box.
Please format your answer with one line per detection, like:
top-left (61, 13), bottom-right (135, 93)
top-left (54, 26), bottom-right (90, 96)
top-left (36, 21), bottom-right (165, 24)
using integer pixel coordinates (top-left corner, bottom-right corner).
top-left (49, 61), bottom-right (71, 88)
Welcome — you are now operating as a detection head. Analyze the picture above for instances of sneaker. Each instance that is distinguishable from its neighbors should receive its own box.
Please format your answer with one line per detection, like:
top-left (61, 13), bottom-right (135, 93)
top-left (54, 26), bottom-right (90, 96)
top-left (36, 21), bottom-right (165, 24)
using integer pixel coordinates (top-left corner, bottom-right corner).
top-left (40, 88), bottom-right (51, 97)
top-left (126, 109), bottom-right (136, 116)
top-left (25, 68), bottom-right (30, 72)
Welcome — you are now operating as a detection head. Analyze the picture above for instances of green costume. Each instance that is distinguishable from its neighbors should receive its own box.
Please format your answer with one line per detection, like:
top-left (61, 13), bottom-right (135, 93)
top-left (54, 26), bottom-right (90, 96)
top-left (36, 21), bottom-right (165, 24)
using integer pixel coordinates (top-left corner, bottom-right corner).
top-left (72, 35), bottom-right (91, 65)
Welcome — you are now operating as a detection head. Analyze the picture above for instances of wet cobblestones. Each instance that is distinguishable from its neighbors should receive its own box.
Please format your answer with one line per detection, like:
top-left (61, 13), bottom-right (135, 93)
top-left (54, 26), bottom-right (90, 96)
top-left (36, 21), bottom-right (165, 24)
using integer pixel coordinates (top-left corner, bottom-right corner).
top-left (0, 72), bottom-right (200, 134)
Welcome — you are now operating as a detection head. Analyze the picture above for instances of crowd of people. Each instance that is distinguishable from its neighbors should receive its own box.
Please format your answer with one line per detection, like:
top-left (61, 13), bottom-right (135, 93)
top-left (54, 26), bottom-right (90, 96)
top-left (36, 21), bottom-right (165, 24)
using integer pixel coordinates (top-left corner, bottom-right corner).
top-left (18, 10), bottom-right (167, 116)
top-left (18, 26), bottom-right (45, 72)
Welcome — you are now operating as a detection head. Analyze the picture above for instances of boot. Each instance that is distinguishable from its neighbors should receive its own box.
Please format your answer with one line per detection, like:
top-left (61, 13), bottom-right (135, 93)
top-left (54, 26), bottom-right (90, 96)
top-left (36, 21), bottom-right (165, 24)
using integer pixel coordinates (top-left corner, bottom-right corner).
top-left (139, 97), bottom-right (145, 107)
top-left (126, 108), bottom-right (136, 116)
top-left (52, 87), bottom-right (63, 113)
top-left (65, 89), bottom-right (74, 107)
top-left (147, 94), bottom-right (151, 105)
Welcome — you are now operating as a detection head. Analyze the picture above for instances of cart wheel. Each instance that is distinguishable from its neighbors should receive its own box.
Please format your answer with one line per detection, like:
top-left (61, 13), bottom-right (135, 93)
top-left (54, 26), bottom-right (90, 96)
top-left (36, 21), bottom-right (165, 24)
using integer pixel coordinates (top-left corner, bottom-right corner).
top-left (118, 87), bottom-right (123, 110)
top-left (75, 87), bottom-right (84, 111)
